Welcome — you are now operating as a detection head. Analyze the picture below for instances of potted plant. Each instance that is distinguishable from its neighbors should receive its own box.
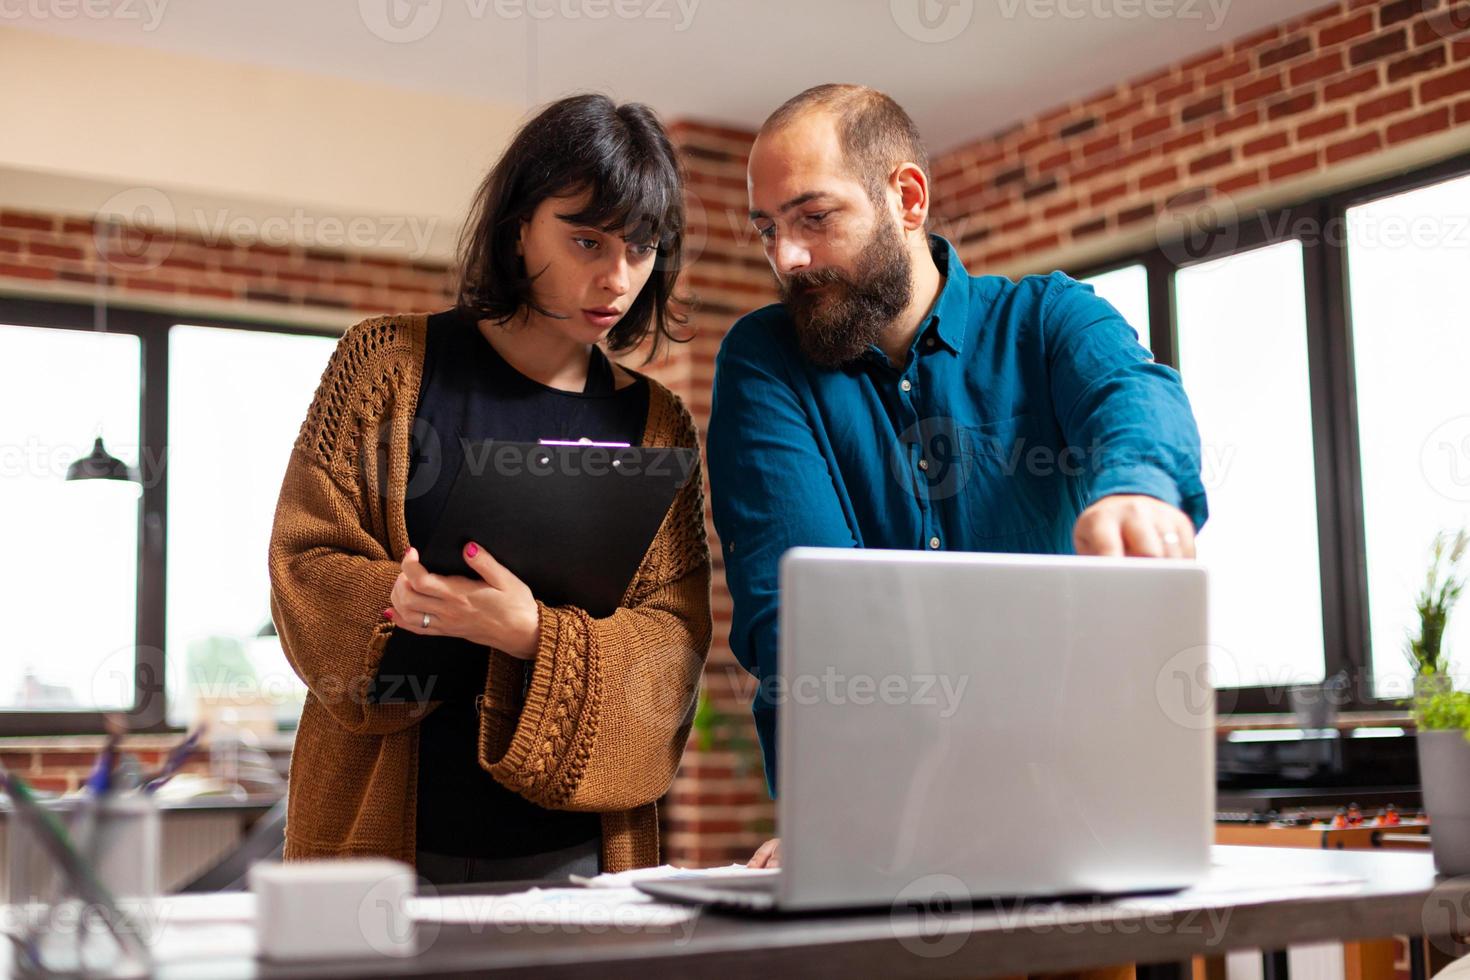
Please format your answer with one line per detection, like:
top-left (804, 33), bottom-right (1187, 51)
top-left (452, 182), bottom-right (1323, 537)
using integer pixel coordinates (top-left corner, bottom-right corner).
top-left (1410, 528), bottom-right (1470, 874)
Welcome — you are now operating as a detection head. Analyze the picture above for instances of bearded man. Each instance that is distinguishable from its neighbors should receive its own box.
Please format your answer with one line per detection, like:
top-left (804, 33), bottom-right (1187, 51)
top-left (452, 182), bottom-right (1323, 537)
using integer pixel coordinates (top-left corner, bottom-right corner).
top-left (706, 84), bottom-right (1209, 869)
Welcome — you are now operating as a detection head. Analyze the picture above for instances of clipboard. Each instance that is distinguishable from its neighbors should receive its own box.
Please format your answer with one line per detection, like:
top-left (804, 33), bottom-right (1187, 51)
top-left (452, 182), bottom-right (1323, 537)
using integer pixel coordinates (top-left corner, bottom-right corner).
top-left (371, 442), bottom-right (697, 704)
top-left (418, 441), bottom-right (698, 617)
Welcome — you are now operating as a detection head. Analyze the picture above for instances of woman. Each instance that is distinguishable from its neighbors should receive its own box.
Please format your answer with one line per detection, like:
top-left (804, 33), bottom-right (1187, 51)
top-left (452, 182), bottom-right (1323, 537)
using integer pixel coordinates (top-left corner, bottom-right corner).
top-left (267, 93), bottom-right (712, 884)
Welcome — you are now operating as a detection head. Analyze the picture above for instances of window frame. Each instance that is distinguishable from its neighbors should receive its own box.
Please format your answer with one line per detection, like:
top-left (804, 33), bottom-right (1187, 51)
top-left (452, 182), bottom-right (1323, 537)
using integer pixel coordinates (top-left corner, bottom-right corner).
top-left (1070, 150), bottom-right (1470, 714)
top-left (0, 295), bottom-right (339, 735)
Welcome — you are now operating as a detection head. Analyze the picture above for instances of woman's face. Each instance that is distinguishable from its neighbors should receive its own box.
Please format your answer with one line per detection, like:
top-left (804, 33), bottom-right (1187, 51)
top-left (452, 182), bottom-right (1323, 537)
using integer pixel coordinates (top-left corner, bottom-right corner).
top-left (516, 188), bottom-right (661, 344)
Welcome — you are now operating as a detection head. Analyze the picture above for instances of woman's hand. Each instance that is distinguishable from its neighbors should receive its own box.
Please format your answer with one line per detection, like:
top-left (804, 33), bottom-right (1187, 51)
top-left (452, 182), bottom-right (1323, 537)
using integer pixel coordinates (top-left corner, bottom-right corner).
top-left (383, 544), bottom-right (540, 659)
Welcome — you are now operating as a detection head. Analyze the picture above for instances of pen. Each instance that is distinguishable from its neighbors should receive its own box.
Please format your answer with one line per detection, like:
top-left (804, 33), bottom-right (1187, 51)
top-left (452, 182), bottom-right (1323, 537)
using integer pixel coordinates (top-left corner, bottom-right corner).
top-left (142, 724), bottom-right (206, 794)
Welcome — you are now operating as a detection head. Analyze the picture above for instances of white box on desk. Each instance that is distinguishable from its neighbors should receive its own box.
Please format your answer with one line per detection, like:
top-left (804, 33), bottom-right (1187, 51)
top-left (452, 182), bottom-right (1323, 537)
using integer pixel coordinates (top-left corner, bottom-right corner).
top-left (249, 858), bottom-right (417, 960)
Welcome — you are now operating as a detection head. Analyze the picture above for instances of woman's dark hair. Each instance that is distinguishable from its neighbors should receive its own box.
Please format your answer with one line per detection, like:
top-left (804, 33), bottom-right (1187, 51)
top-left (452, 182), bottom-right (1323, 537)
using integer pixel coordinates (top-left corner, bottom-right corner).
top-left (454, 93), bottom-right (690, 362)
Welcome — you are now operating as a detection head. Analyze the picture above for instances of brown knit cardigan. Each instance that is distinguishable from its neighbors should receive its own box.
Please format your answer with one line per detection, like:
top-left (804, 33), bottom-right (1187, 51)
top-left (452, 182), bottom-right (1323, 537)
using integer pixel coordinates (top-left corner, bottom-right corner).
top-left (267, 312), bottom-right (713, 873)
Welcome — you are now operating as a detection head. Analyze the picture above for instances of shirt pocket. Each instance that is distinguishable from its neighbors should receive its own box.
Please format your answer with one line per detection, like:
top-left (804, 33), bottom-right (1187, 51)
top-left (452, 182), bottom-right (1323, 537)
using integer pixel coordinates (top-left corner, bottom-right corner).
top-left (956, 413), bottom-right (1061, 540)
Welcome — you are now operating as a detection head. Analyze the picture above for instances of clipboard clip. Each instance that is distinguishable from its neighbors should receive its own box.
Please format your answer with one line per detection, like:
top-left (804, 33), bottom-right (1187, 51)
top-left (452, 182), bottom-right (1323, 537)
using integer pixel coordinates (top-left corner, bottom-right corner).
top-left (537, 439), bottom-right (632, 447)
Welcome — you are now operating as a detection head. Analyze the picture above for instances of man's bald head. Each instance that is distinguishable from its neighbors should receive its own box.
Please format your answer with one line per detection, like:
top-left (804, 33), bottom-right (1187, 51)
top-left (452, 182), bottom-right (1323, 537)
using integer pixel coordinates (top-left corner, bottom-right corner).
top-left (757, 84), bottom-right (929, 205)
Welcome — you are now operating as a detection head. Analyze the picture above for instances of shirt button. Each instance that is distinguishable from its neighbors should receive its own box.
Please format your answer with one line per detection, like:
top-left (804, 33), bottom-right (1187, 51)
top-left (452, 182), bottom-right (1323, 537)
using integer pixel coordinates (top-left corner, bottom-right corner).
top-left (900, 379), bottom-right (913, 392)
top-left (918, 458), bottom-right (929, 471)
top-left (929, 537), bottom-right (941, 549)
top-left (925, 337), bottom-right (935, 348)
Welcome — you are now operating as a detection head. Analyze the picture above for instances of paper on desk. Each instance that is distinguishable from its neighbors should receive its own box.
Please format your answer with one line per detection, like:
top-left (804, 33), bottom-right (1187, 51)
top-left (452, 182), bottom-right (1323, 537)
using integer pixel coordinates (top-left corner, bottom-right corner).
top-left (571, 862), bottom-right (780, 888)
top-left (407, 887), bottom-right (697, 927)
top-left (148, 891), bottom-right (257, 923)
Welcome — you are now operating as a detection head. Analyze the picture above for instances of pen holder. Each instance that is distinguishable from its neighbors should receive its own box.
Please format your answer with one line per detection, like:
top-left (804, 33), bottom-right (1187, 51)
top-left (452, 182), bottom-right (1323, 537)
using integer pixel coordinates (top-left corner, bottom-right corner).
top-left (5, 793), bottom-right (160, 978)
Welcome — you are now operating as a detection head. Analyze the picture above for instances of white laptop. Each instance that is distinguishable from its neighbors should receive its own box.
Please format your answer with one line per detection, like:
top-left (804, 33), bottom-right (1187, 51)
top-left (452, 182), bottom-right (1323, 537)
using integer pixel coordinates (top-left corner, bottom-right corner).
top-left (638, 547), bottom-right (1214, 912)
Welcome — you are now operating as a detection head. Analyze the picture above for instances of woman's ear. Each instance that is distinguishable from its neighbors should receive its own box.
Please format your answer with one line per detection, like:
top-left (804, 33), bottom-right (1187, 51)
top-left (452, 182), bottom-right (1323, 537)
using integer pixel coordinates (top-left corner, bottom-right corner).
top-left (515, 220), bottom-right (526, 257)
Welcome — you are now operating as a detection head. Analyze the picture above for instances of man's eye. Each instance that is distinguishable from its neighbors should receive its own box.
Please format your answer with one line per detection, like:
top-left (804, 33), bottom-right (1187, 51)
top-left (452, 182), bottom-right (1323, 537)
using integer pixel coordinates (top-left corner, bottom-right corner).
top-left (572, 237), bottom-right (599, 251)
top-left (804, 212), bottom-right (829, 226)
top-left (756, 225), bottom-right (776, 242)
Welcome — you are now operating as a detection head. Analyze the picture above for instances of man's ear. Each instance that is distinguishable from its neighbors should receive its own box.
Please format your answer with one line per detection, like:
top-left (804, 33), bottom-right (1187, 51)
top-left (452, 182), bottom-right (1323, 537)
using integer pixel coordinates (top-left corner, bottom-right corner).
top-left (892, 161), bottom-right (930, 233)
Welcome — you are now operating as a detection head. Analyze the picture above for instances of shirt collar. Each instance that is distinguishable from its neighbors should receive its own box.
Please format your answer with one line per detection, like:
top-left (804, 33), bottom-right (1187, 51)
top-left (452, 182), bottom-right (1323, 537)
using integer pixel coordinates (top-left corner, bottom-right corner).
top-left (855, 233), bottom-right (971, 370)
top-left (923, 234), bottom-right (970, 356)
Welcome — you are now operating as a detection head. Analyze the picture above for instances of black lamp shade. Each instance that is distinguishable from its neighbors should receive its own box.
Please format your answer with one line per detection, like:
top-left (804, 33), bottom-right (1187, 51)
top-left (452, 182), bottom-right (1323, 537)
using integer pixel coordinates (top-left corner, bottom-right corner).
top-left (66, 436), bottom-right (137, 483)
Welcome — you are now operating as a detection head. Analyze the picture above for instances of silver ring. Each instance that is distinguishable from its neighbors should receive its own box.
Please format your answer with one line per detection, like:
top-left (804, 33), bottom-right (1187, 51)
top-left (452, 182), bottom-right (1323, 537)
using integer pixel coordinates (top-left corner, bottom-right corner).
top-left (422, 612), bottom-right (431, 629)
top-left (1162, 531), bottom-right (1181, 546)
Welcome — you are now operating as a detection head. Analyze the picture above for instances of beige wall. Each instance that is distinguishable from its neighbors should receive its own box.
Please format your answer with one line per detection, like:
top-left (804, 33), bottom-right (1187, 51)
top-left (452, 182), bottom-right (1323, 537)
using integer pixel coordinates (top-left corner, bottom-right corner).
top-left (0, 26), bottom-right (527, 262)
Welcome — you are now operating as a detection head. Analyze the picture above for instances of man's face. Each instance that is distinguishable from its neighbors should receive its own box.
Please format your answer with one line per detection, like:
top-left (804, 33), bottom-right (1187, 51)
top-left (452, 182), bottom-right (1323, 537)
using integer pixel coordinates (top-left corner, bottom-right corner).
top-left (747, 114), bottom-right (914, 368)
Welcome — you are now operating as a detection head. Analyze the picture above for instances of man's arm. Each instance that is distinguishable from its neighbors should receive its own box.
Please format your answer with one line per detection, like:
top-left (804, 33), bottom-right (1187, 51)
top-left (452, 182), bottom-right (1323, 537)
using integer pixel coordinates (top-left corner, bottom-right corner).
top-left (1042, 273), bottom-right (1208, 555)
top-left (707, 317), bottom-right (858, 797)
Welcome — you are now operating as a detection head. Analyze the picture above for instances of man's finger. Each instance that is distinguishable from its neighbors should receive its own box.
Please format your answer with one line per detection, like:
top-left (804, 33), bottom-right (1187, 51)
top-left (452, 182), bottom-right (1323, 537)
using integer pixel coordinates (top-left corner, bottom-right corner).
top-left (1167, 522), bottom-right (1197, 559)
top-left (747, 838), bottom-right (779, 869)
top-left (1075, 516), bottom-right (1124, 557)
top-left (1120, 517), bottom-right (1165, 558)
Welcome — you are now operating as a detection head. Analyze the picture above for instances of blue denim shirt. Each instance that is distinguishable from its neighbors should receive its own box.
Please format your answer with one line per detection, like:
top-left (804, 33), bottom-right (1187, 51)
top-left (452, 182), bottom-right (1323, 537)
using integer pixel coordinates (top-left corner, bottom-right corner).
top-left (706, 235), bottom-right (1208, 794)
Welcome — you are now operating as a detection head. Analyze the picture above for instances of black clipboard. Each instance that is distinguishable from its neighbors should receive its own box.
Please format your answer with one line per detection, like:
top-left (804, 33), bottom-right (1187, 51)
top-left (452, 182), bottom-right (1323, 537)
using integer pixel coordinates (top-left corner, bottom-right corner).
top-left (371, 441), bottom-right (696, 704)
top-left (419, 441), bottom-right (697, 616)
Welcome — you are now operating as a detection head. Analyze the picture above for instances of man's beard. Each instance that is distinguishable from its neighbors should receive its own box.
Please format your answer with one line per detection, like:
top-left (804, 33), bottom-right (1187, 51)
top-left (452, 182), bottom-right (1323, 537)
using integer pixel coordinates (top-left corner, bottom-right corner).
top-left (778, 218), bottom-right (914, 369)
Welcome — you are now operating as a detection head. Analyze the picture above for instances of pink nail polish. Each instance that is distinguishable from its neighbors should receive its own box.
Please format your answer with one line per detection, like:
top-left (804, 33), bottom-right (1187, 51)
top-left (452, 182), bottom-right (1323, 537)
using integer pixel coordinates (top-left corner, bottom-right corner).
top-left (465, 542), bottom-right (479, 558)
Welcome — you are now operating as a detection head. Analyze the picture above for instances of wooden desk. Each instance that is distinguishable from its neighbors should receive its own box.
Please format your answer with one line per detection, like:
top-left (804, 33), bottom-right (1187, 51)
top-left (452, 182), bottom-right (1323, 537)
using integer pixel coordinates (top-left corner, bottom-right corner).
top-left (32, 846), bottom-right (1467, 980)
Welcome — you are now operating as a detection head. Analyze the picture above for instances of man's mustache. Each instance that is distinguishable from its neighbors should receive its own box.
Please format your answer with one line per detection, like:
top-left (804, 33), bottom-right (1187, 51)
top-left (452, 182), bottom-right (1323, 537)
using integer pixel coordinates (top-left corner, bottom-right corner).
top-left (784, 267), bottom-right (848, 298)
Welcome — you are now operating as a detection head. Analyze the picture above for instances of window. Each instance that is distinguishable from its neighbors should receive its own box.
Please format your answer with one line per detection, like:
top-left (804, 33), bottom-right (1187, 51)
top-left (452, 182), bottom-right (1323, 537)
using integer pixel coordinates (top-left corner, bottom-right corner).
top-left (1174, 241), bottom-right (1326, 690)
top-left (0, 324), bottom-right (141, 711)
top-left (165, 325), bottom-right (339, 729)
top-left (1065, 156), bottom-right (1470, 711)
top-left (1079, 264), bottom-right (1151, 356)
top-left (0, 298), bottom-right (339, 734)
top-left (1346, 173), bottom-right (1470, 700)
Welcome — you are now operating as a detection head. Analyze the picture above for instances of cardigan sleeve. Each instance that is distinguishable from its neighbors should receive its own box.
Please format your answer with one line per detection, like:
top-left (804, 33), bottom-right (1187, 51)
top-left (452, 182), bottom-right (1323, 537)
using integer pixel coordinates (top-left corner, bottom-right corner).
top-left (476, 396), bottom-right (713, 811)
top-left (267, 316), bottom-right (431, 737)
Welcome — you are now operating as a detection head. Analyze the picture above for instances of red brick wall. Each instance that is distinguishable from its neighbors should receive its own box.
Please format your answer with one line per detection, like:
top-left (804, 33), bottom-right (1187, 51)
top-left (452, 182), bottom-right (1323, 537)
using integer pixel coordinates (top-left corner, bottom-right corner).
top-left (658, 121), bottom-right (778, 865)
top-left (0, 210), bottom-right (454, 316)
top-left (0, 737), bottom-right (246, 794)
top-left (929, 0), bottom-right (1470, 270)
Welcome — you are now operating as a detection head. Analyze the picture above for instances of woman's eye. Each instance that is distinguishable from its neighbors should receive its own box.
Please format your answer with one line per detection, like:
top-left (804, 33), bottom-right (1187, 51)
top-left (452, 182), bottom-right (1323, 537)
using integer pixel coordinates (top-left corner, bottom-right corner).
top-left (629, 243), bottom-right (658, 258)
top-left (572, 237), bottom-right (599, 251)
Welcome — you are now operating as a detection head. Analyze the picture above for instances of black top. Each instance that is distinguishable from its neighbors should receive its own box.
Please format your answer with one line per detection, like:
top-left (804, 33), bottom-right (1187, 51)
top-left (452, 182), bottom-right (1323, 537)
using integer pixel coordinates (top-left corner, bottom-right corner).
top-left (377, 306), bottom-right (650, 858)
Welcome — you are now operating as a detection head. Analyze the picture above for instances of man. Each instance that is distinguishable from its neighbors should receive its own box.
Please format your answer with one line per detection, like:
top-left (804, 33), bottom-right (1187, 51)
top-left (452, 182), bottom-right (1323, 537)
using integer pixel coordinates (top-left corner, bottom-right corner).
top-left (706, 84), bottom-right (1208, 870)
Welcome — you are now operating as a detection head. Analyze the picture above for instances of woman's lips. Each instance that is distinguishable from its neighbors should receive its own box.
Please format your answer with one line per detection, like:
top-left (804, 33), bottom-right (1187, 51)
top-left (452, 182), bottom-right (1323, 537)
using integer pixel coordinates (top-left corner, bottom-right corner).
top-left (582, 308), bottom-right (621, 327)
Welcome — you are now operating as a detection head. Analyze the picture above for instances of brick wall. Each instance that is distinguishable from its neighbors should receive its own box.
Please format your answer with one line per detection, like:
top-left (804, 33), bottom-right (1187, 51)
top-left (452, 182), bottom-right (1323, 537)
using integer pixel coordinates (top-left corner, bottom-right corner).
top-left (929, 0), bottom-right (1470, 271)
top-left (4, 0), bottom-right (1469, 866)
top-left (0, 211), bottom-right (455, 318)
top-left (657, 121), bottom-right (778, 865)
top-left (0, 735), bottom-right (285, 794)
